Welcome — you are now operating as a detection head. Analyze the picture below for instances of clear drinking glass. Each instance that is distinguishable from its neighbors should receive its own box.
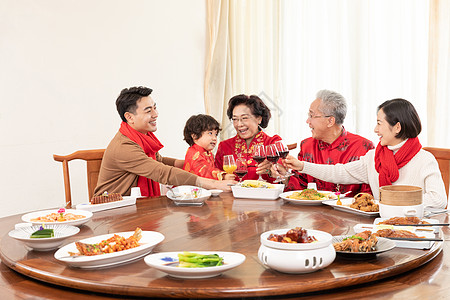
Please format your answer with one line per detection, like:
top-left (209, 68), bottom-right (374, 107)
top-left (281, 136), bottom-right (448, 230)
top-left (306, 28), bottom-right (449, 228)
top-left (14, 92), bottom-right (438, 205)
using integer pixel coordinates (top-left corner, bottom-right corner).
top-left (252, 144), bottom-right (266, 181)
top-left (274, 141), bottom-right (293, 182)
top-left (234, 157), bottom-right (248, 183)
top-left (223, 155), bottom-right (237, 175)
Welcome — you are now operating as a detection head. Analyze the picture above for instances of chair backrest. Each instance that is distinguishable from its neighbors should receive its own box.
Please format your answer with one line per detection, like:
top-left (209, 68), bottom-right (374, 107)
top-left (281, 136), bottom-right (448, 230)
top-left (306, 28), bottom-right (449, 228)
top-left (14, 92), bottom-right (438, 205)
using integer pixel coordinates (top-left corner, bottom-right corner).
top-left (423, 147), bottom-right (450, 198)
top-left (53, 149), bottom-right (105, 208)
top-left (287, 143), bottom-right (298, 151)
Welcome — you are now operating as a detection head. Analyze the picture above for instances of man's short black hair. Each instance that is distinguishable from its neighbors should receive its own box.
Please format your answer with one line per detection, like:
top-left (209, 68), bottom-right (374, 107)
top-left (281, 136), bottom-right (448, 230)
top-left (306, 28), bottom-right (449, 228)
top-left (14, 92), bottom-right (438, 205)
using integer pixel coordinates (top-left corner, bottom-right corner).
top-left (116, 86), bottom-right (153, 122)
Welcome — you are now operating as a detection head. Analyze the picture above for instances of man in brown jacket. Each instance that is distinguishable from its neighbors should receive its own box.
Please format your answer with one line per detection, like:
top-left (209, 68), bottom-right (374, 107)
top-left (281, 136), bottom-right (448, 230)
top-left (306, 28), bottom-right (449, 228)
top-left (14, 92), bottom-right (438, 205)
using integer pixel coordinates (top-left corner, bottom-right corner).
top-left (94, 86), bottom-right (235, 197)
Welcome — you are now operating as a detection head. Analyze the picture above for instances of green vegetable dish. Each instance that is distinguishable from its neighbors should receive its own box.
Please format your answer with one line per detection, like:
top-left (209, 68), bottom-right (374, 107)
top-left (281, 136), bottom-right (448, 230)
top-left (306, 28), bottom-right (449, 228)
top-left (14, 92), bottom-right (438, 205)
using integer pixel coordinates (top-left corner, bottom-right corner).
top-left (178, 252), bottom-right (224, 268)
top-left (30, 228), bottom-right (54, 238)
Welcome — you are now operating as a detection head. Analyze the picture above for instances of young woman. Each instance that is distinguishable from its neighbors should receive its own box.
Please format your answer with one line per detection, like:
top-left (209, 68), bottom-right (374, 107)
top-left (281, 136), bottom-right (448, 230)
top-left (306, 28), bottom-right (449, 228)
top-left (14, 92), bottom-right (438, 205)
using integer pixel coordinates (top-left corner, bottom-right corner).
top-left (214, 94), bottom-right (282, 181)
top-left (278, 98), bottom-right (447, 208)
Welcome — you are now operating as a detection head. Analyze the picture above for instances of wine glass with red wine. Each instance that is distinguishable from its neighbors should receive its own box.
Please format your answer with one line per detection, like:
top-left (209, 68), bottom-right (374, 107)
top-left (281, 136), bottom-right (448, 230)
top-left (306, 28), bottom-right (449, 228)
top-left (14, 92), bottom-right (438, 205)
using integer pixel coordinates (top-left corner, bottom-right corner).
top-left (234, 157), bottom-right (248, 183)
top-left (265, 144), bottom-right (280, 164)
top-left (252, 144), bottom-right (266, 181)
top-left (274, 141), bottom-right (293, 182)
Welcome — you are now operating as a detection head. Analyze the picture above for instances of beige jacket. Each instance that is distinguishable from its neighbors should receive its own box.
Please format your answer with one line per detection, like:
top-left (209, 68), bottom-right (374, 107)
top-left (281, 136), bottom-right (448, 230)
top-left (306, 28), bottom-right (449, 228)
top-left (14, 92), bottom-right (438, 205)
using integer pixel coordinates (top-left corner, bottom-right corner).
top-left (94, 132), bottom-right (197, 196)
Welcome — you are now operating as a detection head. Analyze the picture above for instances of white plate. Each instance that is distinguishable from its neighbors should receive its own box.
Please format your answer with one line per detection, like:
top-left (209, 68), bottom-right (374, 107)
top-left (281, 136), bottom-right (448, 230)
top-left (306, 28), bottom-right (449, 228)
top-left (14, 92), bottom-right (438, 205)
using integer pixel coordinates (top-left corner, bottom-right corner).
top-left (260, 228), bottom-right (332, 250)
top-left (353, 223), bottom-right (437, 249)
top-left (231, 184), bottom-right (284, 200)
top-left (323, 198), bottom-right (379, 217)
top-left (332, 236), bottom-right (396, 258)
top-left (280, 190), bottom-right (339, 205)
top-left (166, 185), bottom-right (211, 206)
top-left (374, 217), bottom-right (440, 233)
top-left (9, 224), bottom-right (80, 251)
top-left (144, 251), bottom-right (246, 279)
top-left (76, 196), bottom-right (136, 212)
top-left (22, 209), bottom-right (93, 226)
top-left (54, 230), bottom-right (165, 268)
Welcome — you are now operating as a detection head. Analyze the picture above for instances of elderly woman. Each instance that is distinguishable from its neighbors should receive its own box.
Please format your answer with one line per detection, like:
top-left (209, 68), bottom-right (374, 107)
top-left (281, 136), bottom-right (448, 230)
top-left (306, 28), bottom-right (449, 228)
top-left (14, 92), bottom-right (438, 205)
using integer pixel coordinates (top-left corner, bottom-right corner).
top-left (277, 98), bottom-right (447, 208)
top-left (215, 94), bottom-right (282, 181)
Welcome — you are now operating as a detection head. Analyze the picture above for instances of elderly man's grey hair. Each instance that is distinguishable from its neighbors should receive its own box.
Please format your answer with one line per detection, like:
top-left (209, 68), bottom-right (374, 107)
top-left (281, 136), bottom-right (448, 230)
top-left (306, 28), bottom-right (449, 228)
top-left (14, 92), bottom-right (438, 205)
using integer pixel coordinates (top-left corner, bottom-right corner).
top-left (316, 90), bottom-right (347, 125)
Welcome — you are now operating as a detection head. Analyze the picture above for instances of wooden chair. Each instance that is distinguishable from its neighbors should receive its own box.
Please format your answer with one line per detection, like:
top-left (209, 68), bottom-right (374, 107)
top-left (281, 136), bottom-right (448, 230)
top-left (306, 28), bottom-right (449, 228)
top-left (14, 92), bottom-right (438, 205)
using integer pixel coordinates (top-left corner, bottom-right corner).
top-left (423, 147), bottom-right (450, 198)
top-left (53, 149), bottom-right (105, 208)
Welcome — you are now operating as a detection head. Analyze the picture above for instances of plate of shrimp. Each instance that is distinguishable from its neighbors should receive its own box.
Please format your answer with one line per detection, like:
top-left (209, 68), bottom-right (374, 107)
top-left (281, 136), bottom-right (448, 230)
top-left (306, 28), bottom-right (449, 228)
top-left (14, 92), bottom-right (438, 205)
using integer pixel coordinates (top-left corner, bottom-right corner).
top-left (54, 228), bottom-right (165, 268)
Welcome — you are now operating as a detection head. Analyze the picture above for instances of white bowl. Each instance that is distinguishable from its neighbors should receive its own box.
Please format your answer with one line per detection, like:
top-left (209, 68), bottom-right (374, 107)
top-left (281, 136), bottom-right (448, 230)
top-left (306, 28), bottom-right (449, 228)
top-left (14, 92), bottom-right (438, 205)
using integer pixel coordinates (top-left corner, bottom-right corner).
top-left (209, 189), bottom-right (223, 197)
top-left (258, 228), bottom-right (335, 274)
top-left (166, 185), bottom-right (211, 206)
top-left (231, 184), bottom-right (285, 200)
top-left (379, 203), bottom-right (424, 218)
top-left (9, 224), bottom-right (80, 251)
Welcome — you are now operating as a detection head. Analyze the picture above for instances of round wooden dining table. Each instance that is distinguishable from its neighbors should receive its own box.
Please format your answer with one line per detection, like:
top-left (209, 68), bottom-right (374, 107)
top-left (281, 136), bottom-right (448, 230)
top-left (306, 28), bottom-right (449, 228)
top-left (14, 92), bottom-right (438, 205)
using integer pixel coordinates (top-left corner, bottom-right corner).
top-left (0, 192), bottom-right (449, 299)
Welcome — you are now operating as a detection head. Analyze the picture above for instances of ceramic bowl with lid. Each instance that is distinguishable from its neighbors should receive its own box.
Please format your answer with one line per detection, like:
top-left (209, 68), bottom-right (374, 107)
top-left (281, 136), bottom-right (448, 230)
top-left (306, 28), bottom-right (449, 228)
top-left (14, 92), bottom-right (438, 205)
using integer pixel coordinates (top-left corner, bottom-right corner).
top-left (258, 228), bottom-right (336, 274)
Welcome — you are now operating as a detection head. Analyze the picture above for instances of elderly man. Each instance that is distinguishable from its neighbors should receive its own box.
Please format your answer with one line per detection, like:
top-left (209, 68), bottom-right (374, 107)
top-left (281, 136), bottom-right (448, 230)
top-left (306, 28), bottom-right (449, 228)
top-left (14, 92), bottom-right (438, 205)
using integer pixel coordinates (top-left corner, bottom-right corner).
top-left (94, 86), bottom-right (235, 197)
top-left (284, 90), bottom-right (374, 196)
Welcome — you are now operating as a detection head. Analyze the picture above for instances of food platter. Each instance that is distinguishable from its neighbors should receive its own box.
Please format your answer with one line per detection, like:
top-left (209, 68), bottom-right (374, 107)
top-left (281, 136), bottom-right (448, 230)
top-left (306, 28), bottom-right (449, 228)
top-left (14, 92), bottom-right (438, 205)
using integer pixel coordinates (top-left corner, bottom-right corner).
top-left (54, 230), bottom-right (165, 268)
top-left (373, 217), bottom-right (440, 233)
top-left (22, 209), bottom-right (93, 226)
top-left (143, 251), bottom-right (246, 279)
top-left (166, 185), bottom-right (211, 206)
top-left (76, 196), bottom-right (137, 212)
top-left (231, 182), bottom-right (284, 200)
top-left (8, 224), bottom-right (80, 251)
top-left (353, 224), bottom-right (438, 249)
top-left (280, 190), bottom-right (338, 205)
top-left (323, 198), bottom-right (379, 217)
top-left (332, 235), bottom-right (396, 258)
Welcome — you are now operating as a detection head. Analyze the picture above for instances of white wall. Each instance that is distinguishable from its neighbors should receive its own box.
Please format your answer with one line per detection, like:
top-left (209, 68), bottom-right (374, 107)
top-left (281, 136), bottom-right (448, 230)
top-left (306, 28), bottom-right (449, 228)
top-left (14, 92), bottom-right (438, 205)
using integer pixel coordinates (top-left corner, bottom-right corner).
top-left (0, 0), bottom-right (207, 217)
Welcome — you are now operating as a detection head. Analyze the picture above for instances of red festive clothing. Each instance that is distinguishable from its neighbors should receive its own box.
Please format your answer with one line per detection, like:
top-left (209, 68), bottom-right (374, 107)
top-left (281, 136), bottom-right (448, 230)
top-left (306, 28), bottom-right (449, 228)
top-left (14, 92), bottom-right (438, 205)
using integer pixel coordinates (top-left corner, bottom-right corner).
top-left (183, 144), bottom-right (223, 180)
top-left (214, 131), bottom-right (282, 181)
top-left (287, 128), bottom-right (374, 196)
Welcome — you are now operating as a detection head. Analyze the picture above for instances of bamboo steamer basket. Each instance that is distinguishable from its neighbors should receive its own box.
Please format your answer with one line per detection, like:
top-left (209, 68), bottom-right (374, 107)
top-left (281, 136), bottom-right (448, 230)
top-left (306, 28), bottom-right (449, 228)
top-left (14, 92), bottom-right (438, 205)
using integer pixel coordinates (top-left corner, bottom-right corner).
top-left (379, 185), bottom-right (423, 206)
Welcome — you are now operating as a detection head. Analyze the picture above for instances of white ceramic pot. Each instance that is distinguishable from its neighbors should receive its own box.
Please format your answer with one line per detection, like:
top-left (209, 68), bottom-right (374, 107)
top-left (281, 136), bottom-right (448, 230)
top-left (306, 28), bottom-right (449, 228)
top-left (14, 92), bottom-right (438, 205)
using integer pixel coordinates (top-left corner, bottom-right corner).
top-left (379, 203), bottom-right (424, 218)
top-left (258, 229), bottom-right (336, 274)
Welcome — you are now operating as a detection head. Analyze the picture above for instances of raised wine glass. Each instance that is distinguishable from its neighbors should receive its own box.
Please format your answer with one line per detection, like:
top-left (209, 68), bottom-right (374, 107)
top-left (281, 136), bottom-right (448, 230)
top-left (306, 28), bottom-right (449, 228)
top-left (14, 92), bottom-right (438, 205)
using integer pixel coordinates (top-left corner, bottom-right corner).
top-left (274, 141), bottom-right (293, 182)
top-left (223, 155), bottom-right (237, 175)
top-left (252, 144), bottom-right (266, 181)
top-left (234, 157), bottom-right (248, 183)
top-left (265, 144), bottom-right (280, 164)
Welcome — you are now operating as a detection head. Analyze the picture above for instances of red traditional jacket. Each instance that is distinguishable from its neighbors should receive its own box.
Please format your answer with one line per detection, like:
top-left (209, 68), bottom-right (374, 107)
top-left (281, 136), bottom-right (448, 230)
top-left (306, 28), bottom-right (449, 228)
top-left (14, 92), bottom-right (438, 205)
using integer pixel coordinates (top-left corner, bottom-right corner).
top-left (214, 131), bottom-right (282, 181)
top-left (286, 128), bottom-right (374, 196)
top-left (183, 144), bottom-right (223, 180)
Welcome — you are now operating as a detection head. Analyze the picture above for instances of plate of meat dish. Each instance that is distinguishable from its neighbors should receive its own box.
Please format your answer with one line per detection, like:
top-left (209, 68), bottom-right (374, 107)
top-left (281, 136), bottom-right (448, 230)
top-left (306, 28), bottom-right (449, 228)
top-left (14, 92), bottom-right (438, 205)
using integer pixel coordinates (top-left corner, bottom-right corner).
top-left (54, 228), bottom-right (165, 268)
top-left (323, 193), bottom-right (379, 216)
top-left (353, 223), bottom-right (439, 250)
top-left (374, 217), bottom-right (440, 233)
top-left (76, 192), bottom-right (137, 213)
top-left (22, 209), bottom-right (93, 226)
top-left (280, 189), bottom-right (338, 205)
top-left (333, 231), bottom-right (396, 259)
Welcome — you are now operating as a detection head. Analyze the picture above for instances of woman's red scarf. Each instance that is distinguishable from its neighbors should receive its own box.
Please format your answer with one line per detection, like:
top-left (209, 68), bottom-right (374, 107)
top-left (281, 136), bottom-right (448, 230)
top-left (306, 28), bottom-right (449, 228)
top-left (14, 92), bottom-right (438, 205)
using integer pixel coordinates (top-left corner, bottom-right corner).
top-left (374, 137), bottom-right (422, 187)
top-left (119, 122), bottom-right (164, 197)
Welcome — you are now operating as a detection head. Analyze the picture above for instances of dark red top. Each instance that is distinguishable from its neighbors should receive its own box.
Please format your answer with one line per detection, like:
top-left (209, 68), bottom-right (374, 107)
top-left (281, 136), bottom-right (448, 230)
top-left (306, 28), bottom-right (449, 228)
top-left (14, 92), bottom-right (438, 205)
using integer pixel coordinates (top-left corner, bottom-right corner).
top-left (286, 128), bottom-right (374, 196)
top-left (215, 131), bottom-right (282, 181)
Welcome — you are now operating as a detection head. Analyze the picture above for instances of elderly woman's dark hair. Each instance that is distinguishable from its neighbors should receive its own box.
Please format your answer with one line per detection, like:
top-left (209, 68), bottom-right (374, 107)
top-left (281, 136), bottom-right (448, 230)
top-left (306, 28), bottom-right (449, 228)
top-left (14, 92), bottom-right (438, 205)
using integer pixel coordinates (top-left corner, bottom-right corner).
top-left (378, 98), bottom-right (421, 139)
top-left (116, 86), bottom-right (153, 122)
top-left (226, 94), bottom-right (272, 128)
top-left (183, 114), bottom-right (221, 147)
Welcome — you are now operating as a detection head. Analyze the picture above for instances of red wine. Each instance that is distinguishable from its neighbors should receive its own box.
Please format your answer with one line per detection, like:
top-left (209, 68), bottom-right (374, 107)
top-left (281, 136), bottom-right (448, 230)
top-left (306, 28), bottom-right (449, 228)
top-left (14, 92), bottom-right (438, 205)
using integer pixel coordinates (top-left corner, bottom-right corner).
top-left (266, 155), bottom-right (279, 163)
top-left (253, 156), bottom-right (266, 163)
top-left (279, 151), bottom-right (289, 159)
top-left (234, 170), bottom-right (248, 178)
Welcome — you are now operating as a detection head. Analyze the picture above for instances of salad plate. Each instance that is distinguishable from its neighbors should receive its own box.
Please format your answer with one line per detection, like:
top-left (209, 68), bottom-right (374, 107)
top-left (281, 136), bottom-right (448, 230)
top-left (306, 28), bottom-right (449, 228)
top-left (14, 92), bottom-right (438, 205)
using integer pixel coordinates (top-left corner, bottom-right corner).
top-left (280, 190), bottom-right (338, 205)
top-left (54, 230), bottom-right (165, 268)
top-left (144, 251), bottom-right (246, 279)
top-left (323, 198), bottom-right (379, 217)
top-left (22, 209), bottom-right (93, 226)
top-left (9, 224), bottom-right (80, 251)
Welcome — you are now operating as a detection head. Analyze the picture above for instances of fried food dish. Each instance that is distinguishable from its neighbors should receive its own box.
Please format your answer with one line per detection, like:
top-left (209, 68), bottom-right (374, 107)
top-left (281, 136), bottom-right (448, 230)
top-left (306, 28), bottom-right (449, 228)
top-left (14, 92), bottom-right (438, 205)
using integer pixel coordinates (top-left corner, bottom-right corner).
top-left (287, 189), bottom-right (333, 200)
top-left (240, 180), bottom-right (275, 189)
top-left (377, 216), bottom-right (429, 225)
top-left (333, 230), bottom-right (378, 252)
top-left (268, 227), bottom-right (317, 243)
top-left (71, 227), bottom-right (142, 256)
top-left (350, 193), bottom-right (379, 212)
top-left (374, 229), bottom-right (424, 239)
top-left (30, 212), bottom-right (86, 222)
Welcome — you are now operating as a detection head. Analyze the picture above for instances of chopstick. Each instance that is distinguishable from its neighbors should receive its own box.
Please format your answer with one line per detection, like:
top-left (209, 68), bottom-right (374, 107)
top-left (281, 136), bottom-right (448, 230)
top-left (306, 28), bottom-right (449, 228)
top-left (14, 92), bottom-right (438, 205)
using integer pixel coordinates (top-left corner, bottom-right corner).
top-left (383, 237), bottom-right (443, 242)
top-left (392, 223), bottom-right (449, 227)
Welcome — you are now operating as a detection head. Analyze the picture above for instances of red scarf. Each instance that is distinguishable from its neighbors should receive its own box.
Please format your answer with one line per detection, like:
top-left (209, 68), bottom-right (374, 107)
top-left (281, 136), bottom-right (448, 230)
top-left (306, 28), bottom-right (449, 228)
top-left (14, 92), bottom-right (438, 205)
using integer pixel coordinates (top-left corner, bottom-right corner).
top-left (119, 122), bottom-right (164, 197)
top-left (374, 137), bottom-right (422, 187)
